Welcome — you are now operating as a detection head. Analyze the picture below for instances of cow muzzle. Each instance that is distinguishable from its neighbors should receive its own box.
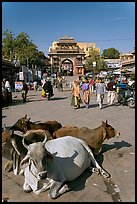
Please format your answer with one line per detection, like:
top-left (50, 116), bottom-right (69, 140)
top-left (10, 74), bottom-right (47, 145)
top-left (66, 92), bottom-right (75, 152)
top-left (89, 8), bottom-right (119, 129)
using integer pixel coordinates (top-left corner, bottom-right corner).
top-left (38, 171), bottom-right (47, 180)
top-left (115, 131), bottom-right (120, 138)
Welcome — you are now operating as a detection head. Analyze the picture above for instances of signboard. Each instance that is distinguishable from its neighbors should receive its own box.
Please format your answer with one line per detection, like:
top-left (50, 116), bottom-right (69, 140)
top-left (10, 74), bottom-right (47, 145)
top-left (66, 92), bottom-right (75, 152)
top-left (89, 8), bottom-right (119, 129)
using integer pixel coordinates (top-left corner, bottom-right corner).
top-left (15, 82), bottom-right (23, 91)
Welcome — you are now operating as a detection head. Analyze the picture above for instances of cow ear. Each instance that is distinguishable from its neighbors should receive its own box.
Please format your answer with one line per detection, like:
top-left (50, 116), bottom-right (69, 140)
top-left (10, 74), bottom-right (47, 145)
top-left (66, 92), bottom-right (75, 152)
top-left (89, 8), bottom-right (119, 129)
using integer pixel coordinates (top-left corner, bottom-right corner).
top-left (103, 129), bottom-right (107, 140)
top-left (20, 154), bottom-right (30, 170)
top-left (24, 114), bottom-right (27, 119)
top-left (102, 121), bottom-right (106, 127)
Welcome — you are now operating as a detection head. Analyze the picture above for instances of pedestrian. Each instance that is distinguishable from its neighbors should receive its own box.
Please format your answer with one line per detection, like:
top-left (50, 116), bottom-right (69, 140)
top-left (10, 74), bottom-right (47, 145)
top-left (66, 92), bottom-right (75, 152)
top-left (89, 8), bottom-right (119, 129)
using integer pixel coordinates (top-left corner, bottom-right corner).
top-left (43, 78), bottom-right (54, 99)
top-left (4, 78), bottom-right (11, 92)
top-left (89, 77), bottom-right (94, 93)
top-left (96, 78), bottom-right (106, 109)
top-left (57, 75), bottom-right (63, 91)
top-left (81, 78), bottom-right (92, 108)
top-left (71, 80), bottom-right (82, 109)
top-left (33, 81), bottom-right (38, 91)
top-left (106, 77), bottom-right (117, 105)
top-left (21, 80), bottom-right (29, 103)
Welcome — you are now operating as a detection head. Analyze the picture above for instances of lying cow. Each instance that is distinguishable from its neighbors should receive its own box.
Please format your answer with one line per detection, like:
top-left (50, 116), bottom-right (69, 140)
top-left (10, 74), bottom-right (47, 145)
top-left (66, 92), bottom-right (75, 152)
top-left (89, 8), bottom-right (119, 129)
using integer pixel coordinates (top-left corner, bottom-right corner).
top-left (2, 125), bottom-right (27, 175)
top-left (53, 120), bottom-right (120, 155)
top-left (20, 134), bottom-right (110, 199)
top-left (10, 114), bottom-right (62, 135)
top-left (2, 125), bottom-right (52, 175)
top-left (23, 129), bottom-right (53, 145)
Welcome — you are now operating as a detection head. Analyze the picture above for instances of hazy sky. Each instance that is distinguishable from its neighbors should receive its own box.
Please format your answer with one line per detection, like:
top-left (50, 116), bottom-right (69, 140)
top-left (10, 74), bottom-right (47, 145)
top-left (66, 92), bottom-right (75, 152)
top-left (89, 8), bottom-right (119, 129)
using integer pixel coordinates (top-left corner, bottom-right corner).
top-left (2, 2), bottom-right (135, 56)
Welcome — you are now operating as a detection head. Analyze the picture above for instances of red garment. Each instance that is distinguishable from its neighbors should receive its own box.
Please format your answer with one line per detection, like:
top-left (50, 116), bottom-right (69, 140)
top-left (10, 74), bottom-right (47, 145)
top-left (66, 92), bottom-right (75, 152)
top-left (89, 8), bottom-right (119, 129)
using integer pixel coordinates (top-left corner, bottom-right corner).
top-left (89, 79), bottom-right (94, 85)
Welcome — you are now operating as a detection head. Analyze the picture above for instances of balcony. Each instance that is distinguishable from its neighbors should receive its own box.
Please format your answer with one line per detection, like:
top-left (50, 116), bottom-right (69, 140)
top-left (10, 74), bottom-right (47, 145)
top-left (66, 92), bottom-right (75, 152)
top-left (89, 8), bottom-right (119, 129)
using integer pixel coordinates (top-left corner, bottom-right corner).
top-left (49, 48), bottom-right (85, 55)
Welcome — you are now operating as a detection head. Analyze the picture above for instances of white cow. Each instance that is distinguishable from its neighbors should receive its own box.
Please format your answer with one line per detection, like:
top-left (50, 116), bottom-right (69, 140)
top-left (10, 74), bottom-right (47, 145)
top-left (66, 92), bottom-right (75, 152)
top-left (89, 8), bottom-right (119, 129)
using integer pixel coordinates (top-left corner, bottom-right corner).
top-left (20, 135), bottom-right (110, 199)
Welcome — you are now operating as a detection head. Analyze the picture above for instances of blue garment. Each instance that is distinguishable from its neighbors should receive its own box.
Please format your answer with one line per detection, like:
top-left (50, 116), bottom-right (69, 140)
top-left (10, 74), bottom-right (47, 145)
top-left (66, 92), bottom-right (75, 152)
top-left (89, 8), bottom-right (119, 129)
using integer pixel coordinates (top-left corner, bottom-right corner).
top-left (96, 82), bottom-right (106, 95)
top-left (82, 83), bottom-right (90, 91)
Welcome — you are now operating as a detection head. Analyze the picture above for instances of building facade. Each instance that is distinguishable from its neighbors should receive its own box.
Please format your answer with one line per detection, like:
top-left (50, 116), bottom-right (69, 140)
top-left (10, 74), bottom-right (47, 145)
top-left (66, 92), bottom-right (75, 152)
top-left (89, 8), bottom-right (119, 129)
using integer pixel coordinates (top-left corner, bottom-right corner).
top-left (120, 49), bottom-right (135, 69)
top-left (48, 35), bottom-right (100, 76)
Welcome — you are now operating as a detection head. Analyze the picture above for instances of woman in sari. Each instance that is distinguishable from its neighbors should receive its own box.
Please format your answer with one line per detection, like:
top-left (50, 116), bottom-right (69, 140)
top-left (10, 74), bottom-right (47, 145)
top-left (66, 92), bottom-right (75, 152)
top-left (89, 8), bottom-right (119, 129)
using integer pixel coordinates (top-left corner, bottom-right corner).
top-left (71, 80), bottom-right (82, 109)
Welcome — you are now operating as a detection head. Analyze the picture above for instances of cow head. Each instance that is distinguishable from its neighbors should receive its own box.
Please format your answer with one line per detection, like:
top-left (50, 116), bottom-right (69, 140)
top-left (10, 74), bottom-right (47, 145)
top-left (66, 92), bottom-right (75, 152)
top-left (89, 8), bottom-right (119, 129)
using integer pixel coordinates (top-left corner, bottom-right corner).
top-left (11, 114), bottom-right (31, 133)
top-left (2, 124), bottom-right (13, 144)
top-left (102, 120), bottom-right (120, 140)
top-left (20, 133), bottom-right (53, 180)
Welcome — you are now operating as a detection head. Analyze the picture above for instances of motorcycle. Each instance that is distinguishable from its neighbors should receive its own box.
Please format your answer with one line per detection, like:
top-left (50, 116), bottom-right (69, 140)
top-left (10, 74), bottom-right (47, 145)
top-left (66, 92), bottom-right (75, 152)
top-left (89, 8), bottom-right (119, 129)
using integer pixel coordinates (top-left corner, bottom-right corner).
top-left (116, 86), bottom-right (135, 108)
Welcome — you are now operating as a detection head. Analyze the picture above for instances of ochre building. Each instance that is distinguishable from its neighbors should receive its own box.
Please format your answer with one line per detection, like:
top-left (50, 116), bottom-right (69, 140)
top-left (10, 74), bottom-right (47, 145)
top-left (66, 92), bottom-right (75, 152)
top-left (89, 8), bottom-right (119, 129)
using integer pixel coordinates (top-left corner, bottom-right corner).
top-left (48, 35), bottom-right (100, 76)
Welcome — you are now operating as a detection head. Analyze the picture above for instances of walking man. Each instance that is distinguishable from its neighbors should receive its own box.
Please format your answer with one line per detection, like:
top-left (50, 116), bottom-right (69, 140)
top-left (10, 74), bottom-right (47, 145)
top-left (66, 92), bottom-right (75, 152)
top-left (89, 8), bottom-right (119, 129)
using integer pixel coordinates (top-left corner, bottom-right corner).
top-left (96, 78), bottom-right (106, 109)
top-left (106, 77), bottom-right (117, 105)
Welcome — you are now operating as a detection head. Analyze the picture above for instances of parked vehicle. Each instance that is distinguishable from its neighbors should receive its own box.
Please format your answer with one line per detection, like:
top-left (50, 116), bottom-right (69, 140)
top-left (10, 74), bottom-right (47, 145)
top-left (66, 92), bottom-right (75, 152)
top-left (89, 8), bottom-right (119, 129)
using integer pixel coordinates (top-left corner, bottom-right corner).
top-left (116, 85), bottom-right (135, 108)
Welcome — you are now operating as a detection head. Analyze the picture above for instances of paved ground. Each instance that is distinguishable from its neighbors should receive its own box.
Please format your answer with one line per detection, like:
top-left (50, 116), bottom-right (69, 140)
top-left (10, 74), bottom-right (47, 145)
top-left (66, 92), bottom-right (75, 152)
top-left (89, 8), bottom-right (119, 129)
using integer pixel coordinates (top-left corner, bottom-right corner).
top-left (2, 76), bottom-right (135, 202)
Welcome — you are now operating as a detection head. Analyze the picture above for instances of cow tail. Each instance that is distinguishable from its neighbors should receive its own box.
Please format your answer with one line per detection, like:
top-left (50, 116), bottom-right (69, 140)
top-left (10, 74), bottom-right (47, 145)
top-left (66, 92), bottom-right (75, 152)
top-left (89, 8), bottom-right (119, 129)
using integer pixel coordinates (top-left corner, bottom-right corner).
top-left (78, 139), bottom-right (101, 169)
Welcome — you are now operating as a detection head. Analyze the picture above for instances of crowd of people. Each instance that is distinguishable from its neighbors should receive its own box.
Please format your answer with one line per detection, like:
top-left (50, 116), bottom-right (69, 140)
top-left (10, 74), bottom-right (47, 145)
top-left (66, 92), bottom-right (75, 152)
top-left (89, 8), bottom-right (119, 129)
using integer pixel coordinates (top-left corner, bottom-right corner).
top-left (2, 72), bottom-right (134, 109)
top-left (70, 75), bottom-right (125, 110)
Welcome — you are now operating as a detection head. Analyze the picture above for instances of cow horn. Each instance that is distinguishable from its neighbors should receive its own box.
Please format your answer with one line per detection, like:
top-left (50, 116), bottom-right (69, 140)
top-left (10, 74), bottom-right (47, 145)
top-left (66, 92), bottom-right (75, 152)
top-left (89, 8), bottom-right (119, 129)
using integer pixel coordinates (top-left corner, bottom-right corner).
top-left (22, 137), bottom-right (29, 149)
top-left (43, 133), bottom-right (48, 144)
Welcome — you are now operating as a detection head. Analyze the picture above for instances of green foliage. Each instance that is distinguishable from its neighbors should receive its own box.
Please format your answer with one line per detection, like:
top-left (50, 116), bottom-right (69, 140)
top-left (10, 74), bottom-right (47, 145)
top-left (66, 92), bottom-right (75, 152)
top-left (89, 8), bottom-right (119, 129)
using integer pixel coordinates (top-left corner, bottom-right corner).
top-left (2, 29), bottom-right (43, 68)
top-left (101, 48), bottom-right (120, 59)
top-left (2, 29), bottom-right (15, 61)
top-left (85, 48), bottom-right (108, 74)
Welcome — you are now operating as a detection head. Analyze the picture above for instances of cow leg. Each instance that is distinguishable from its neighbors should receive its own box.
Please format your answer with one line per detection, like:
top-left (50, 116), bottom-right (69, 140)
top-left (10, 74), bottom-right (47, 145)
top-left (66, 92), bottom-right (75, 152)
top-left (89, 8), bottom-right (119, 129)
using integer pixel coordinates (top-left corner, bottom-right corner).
top-left (56, 183), bottom-right (69, 197)
top-left (33, 178), bottom-right (52, 195)
top-left (88, 149), bottom-right (110, 178)
top-left (23, 182), bottom-right (32, 193)
top-left (12, 150), bottom-right (20, 175)
top-left (78, 139), bottom-right (110, 178)
top-left (93, 146), bottom-right (102, 156)
top-left (48, 181), bottom-right (68, 199)
top-left (4, 160), bottom-right (13, 172)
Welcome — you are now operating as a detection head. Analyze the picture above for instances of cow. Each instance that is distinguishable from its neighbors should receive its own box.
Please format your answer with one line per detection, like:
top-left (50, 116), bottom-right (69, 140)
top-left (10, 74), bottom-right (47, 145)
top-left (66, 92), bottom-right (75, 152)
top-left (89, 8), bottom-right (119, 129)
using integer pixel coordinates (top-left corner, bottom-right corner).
top-left (2, 125), bottom-right (27, 175)
top-left (2, 126), bottom-right (52, 175)
top-left (10, 114), bottom-right (62, 135)
top-left (23, 129), bottom-right (53, 145)
top-left (53, 120), bottom-right (120, 156)
top-left (20, 134), bottom-right (110, 199)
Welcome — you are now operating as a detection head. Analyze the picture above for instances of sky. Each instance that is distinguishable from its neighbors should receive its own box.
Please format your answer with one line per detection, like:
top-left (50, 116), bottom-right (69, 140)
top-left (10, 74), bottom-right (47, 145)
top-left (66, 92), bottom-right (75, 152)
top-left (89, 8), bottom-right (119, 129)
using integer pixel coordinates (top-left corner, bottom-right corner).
top-left (2, 2), bottom-right (135, 56)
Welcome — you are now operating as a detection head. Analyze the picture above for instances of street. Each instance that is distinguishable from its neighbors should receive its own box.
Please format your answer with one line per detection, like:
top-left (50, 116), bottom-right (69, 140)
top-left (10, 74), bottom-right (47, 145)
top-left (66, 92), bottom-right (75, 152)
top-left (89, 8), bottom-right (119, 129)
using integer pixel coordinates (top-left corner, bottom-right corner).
top-left (2, 76), bottom-right (135, 202)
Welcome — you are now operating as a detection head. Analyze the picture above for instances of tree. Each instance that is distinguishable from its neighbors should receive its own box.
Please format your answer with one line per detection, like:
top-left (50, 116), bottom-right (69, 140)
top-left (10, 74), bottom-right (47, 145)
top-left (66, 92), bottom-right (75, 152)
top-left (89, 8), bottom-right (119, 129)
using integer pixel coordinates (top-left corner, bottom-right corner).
top-left (85, 48), bottom-right (108, 75)
top-left (2, 30), bottom-right (45, 81)
top-left (85, 48), bottom-right (100, 70)
top-left (2, 29), bottom-right (15, 61)
top-left (14, 32), bottom-right (38, 67)
top-left (101, 48), bottom-right (120, 59)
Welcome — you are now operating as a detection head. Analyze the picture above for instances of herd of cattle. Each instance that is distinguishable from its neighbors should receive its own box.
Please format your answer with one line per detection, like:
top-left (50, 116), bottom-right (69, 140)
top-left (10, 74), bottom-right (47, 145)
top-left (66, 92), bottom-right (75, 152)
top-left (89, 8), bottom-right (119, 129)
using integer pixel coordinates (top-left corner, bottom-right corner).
top-left (2, 114), bottom-right (120, 199)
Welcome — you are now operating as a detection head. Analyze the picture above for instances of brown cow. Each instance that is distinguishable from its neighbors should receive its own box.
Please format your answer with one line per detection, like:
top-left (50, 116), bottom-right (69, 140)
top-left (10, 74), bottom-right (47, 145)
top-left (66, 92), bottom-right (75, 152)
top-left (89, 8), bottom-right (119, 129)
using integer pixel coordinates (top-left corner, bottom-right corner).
top-left (2, 125), bottom-right (27, 175)
top-left (2, 125), bottom-right (52, 175)
top-left (10, 114), bottom-right (62, 135)
top-left (53, 120), bottom-right (120, 155)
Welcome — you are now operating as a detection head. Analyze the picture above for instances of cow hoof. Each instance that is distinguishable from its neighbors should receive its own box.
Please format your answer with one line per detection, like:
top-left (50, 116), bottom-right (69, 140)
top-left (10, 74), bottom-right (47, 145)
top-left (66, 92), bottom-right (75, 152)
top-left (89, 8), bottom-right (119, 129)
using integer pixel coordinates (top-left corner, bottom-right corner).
top-left (24, 189), bottom-right (32, 193)
top-left (23, 183), bottom-right (32, 193)
top-left (101, 170), bottom-right (111, 179)
top-left (33, 190), bottom-right (41, 195)
top-left (89, 167), bottom-right (100, 174)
